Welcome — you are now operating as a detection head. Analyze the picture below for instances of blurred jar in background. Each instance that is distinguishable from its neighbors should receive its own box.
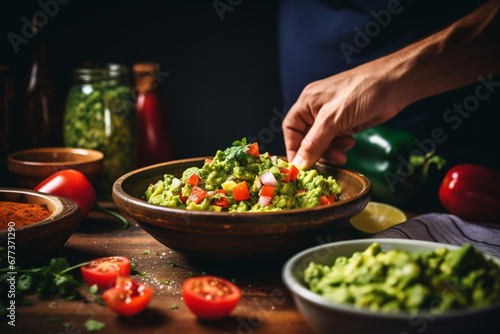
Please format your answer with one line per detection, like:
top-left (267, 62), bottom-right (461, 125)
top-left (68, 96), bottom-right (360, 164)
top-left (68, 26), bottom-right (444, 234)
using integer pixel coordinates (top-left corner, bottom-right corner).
top-left (21, 16), bottom-right (62, 149)
top-left (133, 62), bottom-right (174, 167)
top-left (0, 66), bottom-right (14, 186)
top-left (64, 63), bottom-right (136, 196)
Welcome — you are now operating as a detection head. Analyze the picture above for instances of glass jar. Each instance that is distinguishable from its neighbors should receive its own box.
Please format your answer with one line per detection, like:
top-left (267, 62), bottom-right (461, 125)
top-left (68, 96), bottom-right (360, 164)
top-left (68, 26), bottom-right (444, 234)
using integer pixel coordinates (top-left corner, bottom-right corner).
top-left (64, 63), bottom-right (136, 196)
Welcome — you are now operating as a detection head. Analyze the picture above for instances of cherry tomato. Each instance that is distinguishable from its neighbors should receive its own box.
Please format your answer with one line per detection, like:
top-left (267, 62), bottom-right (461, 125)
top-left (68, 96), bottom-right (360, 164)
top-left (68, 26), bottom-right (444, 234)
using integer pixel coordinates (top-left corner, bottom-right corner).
top-left (439, 164), bottom-right (500, 222)
top-left (35, 169), bottom-right (96, 218)
top-left (102, 277), bottom-right (153, 317)
top-left (182, 276), bottom-right (241, 320)
top-left (81, 256), bottom-right (131, 290)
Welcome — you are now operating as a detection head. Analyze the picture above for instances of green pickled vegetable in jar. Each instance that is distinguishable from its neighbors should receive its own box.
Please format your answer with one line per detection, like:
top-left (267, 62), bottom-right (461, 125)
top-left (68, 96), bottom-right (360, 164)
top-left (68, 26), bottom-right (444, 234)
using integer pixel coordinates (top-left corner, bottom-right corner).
top-left (64, 64), bottom-right (136, 195)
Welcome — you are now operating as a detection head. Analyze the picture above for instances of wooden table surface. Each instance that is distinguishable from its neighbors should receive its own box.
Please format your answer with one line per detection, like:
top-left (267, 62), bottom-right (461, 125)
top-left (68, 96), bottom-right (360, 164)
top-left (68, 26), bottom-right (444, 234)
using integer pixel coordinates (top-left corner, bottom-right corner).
top-left (5, 202), bottom-right (374, 334)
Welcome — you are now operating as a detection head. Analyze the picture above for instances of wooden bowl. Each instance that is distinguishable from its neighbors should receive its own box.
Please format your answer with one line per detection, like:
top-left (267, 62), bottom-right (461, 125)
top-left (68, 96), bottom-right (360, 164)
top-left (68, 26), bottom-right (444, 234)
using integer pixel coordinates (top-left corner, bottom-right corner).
top-left (113, 158), bottom-right (371, 262)
top-left (7, 147), bottom-right (104, 188)
top-left (0, 188), bottom-right (82, 265)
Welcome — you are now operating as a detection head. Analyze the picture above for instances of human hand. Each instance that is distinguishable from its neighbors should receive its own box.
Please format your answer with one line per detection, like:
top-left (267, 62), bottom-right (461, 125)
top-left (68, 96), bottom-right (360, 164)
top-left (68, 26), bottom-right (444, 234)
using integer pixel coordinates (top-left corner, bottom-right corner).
top-left (282, 62), bottom-right (403, 169)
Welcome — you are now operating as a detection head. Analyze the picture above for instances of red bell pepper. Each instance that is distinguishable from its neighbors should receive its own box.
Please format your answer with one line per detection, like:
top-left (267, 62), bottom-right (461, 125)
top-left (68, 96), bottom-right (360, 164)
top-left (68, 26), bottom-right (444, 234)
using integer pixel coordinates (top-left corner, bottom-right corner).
top-left (439, 164), bottom-right (500, 222)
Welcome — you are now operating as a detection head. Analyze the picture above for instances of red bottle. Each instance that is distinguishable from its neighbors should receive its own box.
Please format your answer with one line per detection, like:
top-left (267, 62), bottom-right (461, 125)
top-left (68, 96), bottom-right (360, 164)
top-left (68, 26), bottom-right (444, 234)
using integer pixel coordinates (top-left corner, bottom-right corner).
top-left (133, 63), bottom-right (174, 167)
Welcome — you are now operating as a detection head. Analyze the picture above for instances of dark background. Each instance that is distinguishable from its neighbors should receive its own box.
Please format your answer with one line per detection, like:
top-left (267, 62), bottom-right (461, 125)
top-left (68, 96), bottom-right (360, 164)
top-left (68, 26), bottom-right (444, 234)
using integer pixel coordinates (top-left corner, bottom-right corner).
top-left (0, 0), bottom-right (284, 164)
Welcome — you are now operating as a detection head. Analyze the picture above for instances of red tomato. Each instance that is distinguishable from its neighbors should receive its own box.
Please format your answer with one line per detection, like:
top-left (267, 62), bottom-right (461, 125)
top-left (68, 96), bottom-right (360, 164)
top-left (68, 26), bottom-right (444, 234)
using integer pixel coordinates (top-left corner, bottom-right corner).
top-left (280, 167), bottom-right (291, 183)
top-left (35, 169), bottom-right (96, 218)
top-left (102, 277), bottom-right (153, 317)
top-left (186, 173), bottom-right (199, 186)
top-left (439, 164), bottom-right (500, 222)
top-left (246, 143), bottom-right (260, 158)
top-left (260, 185), bottom-right (274, 198)
top-left (294, 190), bottom-right (307, 194)
top-left (182, 276), bottom-right (241, 320)
top-left (320, 194), bottom-right (335, 205)
top-left (290, 165), bottom-right (300, 181)
top-left (81, 256), bottom-right (131, 290)
top-left (205, 158), bottom-right (213, 164)
top-left (189, 186), bottom-right (207, 204)
top-left (233, 181), bottom-right (250, 201)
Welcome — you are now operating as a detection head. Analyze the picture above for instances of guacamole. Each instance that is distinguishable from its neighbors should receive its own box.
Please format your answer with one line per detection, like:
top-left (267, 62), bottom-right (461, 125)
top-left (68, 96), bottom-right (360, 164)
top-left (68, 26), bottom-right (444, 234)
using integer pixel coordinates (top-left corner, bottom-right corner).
top-left (304, 242), bottom-right (500, 314)
top-left (145, 139), bottom-right (342, 212)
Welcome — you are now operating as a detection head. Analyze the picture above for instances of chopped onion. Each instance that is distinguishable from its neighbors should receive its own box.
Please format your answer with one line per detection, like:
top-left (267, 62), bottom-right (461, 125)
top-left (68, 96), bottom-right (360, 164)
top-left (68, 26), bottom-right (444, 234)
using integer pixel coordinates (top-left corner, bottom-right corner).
top-left (260, 172), bottom-right (278, 186)
top-left (255, 179), bottom-right (262, 189)
top-left (172, 178), bottom-right (181, 188)
top-left (259, 195), bottom-right (272, 207)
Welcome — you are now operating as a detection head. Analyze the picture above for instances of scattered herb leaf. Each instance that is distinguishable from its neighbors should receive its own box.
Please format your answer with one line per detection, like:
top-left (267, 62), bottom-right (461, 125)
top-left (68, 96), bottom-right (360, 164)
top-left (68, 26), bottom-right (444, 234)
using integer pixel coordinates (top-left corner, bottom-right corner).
top-left (84, 319), bottom-right (106, 331)
top-left (139, 272), bottom-right (147, 277)
top-left (171, 304), bottom-right (179, 310)
top-left (143, 250), bottom-right (150, 255)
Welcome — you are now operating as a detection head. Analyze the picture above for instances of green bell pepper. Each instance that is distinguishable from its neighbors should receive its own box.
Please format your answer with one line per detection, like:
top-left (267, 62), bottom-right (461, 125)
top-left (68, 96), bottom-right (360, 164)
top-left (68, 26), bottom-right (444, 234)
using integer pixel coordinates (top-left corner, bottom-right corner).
top-left (345, 125), bottom-right (445, 206)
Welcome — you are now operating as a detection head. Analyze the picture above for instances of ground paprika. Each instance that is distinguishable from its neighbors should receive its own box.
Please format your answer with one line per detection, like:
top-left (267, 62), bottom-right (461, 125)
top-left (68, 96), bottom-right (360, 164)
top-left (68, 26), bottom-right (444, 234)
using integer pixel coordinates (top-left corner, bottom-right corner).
top-left (0, 201), bottom-right (50, 229)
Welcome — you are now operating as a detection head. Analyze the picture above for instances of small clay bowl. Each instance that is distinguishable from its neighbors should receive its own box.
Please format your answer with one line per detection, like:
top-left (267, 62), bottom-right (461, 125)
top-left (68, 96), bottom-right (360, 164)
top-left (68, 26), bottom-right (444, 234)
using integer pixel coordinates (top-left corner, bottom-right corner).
top-left (113, 158), bottom-right (371, 262)
top-left (7, 147), bottom-right (104, 188)
top-left (0, 188), bottom-right (81, 265)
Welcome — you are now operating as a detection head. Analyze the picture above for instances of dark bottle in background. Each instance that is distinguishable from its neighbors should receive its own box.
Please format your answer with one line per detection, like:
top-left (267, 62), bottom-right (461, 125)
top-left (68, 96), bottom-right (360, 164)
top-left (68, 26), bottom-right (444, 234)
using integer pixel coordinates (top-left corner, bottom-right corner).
top-left (0, 66), bottom-right (14, 186)
top-left (133, 62), bottom-right (174, 167)
top-left (21, 16), bottom-right (62, 149)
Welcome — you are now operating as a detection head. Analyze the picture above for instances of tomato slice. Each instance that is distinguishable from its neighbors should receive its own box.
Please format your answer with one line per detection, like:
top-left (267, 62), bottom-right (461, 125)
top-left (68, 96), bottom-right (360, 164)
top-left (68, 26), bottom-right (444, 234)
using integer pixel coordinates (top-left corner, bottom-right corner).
top-left (81, 256), bottom-right (131, 290)
top-left (182, 276), bottom-right (241, 320)
top-left (186, 173), bottom-right (199, 186)
top-left (290, 165), bottom-right (300, 181)
top-left (233, 181), bottom-right (250, 201)
top-left (246, 143), bottom-right (260, 158)
top-left (280, 167), bottom-right (291, 183)
top-left (320, 194), bottom-right (336, 205)
top-left (102, 277), bottom-right (153, 317)
top-left (189, 186), bottom-right (207, 204)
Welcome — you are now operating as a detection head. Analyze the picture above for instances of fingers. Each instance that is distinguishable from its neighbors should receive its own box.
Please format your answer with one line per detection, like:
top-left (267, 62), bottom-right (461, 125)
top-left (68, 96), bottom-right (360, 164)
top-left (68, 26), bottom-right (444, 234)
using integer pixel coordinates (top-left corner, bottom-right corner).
top-left (319, 136), bottom-right (356, 165)
top-left (282, 102), bottom-right (315, 163)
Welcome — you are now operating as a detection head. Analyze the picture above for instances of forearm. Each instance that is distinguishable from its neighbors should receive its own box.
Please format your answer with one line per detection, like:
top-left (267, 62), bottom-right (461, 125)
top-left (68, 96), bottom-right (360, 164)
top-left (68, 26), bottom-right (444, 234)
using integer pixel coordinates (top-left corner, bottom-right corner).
top-left (377, 0), bottom-right (500, 110)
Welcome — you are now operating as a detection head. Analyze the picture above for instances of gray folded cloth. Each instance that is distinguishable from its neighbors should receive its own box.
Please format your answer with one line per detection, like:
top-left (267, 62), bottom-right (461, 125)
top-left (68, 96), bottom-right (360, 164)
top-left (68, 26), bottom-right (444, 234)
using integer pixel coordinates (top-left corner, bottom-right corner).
top-left (372, 213), bottom-right (500, 258)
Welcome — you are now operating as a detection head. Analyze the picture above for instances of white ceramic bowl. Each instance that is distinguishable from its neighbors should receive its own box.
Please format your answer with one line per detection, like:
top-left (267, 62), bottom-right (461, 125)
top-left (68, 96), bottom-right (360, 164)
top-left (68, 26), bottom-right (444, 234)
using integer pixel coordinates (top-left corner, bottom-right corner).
top-left (282, 239), bottom-right (500, 334)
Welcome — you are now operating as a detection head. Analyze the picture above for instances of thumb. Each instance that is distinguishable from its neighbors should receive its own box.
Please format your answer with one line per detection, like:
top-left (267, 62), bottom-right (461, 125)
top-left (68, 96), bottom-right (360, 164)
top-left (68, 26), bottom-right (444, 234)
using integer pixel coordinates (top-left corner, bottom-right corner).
top-left (291, 112), bottom-right (338, 169)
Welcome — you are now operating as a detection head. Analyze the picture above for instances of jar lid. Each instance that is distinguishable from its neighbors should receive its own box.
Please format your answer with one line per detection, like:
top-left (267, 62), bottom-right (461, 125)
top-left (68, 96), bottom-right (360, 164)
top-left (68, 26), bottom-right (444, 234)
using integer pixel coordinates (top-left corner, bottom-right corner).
top-left (133, 62), bottom-right (160, 94)
top-left (73, 63), bottom-right (129, 82)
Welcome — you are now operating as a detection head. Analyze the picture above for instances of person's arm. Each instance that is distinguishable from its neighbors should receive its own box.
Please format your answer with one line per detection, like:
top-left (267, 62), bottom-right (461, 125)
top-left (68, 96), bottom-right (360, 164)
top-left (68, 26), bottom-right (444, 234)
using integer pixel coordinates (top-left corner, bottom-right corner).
top-left (283, 0), bottom-right (500, 169)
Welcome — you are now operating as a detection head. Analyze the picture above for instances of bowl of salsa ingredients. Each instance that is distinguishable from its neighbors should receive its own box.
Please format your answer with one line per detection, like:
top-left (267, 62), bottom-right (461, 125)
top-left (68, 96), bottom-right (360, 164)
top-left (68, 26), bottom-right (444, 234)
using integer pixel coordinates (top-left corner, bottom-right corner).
top-left (113, 139), bottom-right (371, 262)
top-left (282, 239), bottom-right (500, 334)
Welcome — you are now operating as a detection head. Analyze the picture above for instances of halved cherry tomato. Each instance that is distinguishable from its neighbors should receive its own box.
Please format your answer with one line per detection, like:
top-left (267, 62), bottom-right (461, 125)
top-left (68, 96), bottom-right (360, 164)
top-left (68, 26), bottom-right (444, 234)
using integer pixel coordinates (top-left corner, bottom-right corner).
top-left (246, 143), bottom-right (260, 158)
top-left (35, 169), bottom-right (96, 218)
top-left (320, 194), bottom-right (336, 205)
top-left (186, 174), bottom-right (199, 186)
top-left (182, 276), bottom-right (241, 320)
top-left (290, 165), bottom-right (300, 181)
top-left (80, 256), bottom-right (131, 290)
top-left (189, 186), bottom-right (207, 204)
top-left (280, 167), bottom-right (291, 183)
top-left (233, 181), bottom-right (250, 201)
top-left (102, 276), bottom-right (153, 317)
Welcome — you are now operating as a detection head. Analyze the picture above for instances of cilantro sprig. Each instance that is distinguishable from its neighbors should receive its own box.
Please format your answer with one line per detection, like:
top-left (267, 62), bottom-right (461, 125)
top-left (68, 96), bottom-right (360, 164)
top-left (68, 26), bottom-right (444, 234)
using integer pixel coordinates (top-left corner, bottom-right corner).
top-left (224, 137), bottom-right (252, 164)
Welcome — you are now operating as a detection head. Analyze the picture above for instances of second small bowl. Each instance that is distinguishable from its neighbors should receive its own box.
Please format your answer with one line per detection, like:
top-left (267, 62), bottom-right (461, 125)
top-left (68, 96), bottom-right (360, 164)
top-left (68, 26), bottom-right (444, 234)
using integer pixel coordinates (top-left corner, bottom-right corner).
top-left (7, 147), bottom-right (104, 188)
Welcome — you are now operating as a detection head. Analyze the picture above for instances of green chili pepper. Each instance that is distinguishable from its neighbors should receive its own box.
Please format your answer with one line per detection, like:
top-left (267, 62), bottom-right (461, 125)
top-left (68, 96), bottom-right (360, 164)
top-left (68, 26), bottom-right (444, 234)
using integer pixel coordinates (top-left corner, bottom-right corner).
top-left (345, 125), bottom-right (445, 205)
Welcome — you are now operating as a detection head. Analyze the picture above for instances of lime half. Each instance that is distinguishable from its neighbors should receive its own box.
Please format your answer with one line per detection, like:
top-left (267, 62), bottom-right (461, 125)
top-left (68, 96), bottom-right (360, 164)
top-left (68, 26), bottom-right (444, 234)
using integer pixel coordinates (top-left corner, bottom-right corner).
top-left (350, 201), bottom-right (407, 236)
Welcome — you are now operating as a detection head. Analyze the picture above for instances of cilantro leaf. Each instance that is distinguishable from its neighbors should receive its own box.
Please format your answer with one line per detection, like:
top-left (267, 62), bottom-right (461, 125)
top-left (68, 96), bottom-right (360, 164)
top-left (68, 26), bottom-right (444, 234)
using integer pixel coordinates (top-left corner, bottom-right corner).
top-left (232, 138), bottom-right (247, 146)
top-left (84, 319), bottom-right (106, 331)
top-left (224, 138), bottom-right (251, 164)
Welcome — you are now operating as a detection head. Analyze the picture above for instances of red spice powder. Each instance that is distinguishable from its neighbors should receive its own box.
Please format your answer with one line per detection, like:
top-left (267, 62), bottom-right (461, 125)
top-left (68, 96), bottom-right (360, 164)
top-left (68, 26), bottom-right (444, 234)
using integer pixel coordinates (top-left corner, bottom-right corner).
top-left (0, 201), bottom-right (51, 229)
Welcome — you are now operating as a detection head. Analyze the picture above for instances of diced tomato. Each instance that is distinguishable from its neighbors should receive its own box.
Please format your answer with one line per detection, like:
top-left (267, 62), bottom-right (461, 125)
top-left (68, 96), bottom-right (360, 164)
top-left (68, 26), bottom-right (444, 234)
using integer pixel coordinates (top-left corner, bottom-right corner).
top-left (182, 276), bottom-right (241, 320)
top-left (215, 189), bottom-right (227, 195)
top-left (294, 190), bottom-right (307, 194)
top-left (320, 194), bottom-right (336, 205)
top-left (179, 196), bottom-right (188, 203)
top-left (189, 186), bottom-right (207, 204)
top-left (260, 185), bottom-right (274, 198)
top-left (233, 181), bottom-right (250, 201)
top-left (213, 196), bottom-right (229, 209)
top-left (290, 165), bottom-right (300, 181)
top-left (205, 158), bottom-right (213, 164)
top-left (280, 167), bottom-right (291, 183)
top-left (246, 143), bottom-right (260, 158)
top-left (267, 152), bottom-right (271, 158)
top-left (80, 256), bottom-right (131, 290)
top-left (186, 173), bottom-right (199, 186)
top-left (102, 277), bottom-right (153, 317)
